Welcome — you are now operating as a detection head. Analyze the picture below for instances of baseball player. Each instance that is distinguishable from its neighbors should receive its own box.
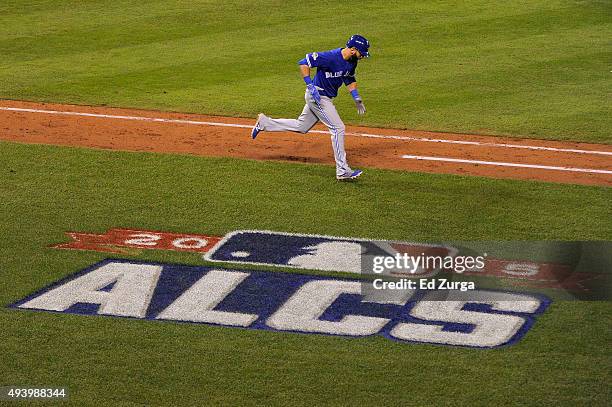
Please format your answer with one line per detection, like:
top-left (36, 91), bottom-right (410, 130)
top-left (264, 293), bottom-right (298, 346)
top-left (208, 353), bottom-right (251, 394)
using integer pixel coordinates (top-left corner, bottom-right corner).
top-left (251, 34), bottom-right (370, 180)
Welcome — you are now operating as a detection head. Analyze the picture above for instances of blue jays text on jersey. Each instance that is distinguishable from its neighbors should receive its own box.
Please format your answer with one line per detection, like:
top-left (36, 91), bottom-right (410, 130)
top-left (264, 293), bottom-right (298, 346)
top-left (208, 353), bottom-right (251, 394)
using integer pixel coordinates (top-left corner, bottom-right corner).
top-left (300, 48), bottom-right (357, 98)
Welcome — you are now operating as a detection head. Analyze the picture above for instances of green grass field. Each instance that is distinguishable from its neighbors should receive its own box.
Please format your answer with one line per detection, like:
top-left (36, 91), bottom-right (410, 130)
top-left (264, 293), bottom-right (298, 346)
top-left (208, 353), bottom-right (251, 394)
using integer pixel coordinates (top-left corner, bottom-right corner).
top-left (1, 0), bottom-right (611, 142)
top-left (1, 143), bottom-right (610, 405)
top-left (1, 0), bottom-right (611, 405)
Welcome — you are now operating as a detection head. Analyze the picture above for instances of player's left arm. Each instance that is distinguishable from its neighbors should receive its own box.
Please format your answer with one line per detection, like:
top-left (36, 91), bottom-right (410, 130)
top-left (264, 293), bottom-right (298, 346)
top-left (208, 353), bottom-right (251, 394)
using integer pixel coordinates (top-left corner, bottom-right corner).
top-left (344, 78), bottom-right (365, 115)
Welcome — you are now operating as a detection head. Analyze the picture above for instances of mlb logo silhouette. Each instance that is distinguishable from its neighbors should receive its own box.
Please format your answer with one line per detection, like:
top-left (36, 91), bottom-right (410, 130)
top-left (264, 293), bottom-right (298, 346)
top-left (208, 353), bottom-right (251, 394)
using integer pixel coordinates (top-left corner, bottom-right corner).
top-left (204, 230), bottom-right (455, 275)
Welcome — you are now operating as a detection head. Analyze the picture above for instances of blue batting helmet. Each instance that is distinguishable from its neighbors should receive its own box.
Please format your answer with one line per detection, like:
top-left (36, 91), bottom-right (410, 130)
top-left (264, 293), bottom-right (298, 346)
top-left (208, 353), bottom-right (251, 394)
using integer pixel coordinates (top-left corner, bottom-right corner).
top-left (346, 34), bottom-right (370, 58)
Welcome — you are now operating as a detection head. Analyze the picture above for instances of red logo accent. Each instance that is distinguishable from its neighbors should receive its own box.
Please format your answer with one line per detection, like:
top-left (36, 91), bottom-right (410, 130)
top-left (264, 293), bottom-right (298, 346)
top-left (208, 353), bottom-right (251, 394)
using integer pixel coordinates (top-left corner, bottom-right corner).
top-left (52, 229), bottom-right (221, 254)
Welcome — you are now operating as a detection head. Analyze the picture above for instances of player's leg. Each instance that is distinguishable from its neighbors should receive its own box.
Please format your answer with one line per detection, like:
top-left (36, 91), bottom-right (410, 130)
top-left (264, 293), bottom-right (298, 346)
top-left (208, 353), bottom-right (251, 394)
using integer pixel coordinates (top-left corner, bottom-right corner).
top-left (252, 95), bottom-right (318, 139)
top-left (258, 105), bottom-right (318, 133)
top-left (308, 97), bottom-right (358, 178)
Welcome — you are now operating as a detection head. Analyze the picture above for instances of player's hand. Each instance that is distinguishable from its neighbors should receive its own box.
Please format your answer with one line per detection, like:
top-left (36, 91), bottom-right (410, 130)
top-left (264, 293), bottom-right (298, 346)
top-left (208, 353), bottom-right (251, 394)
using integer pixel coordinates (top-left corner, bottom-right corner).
top-left (307, 83), bottom-right (321, 104)
top-left (354, 97), bottom-right (366, 115)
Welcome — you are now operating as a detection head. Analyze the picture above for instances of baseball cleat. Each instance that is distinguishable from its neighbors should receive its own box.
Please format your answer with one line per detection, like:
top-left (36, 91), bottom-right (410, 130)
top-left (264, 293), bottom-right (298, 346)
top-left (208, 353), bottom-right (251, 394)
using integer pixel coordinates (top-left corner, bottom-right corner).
top-left (251, 113), bottom-right (264, 139)
top-left (336, 169), bottom-right (363, 181)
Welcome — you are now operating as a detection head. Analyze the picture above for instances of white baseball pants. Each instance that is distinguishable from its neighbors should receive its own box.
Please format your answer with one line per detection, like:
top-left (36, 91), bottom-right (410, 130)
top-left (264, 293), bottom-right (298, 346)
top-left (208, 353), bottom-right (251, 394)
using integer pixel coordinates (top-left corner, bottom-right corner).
top-left (258, 91), bottom-right (352, 176)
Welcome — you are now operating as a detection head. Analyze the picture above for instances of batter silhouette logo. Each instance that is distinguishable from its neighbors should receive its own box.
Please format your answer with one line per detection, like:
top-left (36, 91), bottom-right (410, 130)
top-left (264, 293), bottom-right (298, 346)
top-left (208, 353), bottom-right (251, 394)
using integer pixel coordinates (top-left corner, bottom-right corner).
top-left (204, 230), bottom-right (456, 277)
top-left (9, 259), bottom-right (550, 348)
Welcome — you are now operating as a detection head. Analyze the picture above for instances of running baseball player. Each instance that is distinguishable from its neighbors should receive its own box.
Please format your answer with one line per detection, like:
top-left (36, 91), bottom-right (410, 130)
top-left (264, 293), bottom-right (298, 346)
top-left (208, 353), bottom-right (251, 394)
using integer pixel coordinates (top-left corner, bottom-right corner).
top-left (251, 34), bottom-right (370, 180)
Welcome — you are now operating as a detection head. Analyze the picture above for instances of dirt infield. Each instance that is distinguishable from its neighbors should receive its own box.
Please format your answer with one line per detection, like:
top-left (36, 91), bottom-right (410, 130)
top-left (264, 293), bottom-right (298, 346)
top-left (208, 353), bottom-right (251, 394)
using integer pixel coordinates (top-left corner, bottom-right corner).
top-left (1, 100), bottom-right (610, 186)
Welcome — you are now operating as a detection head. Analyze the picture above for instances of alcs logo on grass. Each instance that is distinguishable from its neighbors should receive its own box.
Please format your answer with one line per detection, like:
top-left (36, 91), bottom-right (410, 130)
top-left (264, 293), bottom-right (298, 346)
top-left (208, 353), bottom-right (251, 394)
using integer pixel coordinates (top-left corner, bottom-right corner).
top-left (18, 227), bottom-right (604, 348)
top-left (10, 259), bottom-right (549, 348)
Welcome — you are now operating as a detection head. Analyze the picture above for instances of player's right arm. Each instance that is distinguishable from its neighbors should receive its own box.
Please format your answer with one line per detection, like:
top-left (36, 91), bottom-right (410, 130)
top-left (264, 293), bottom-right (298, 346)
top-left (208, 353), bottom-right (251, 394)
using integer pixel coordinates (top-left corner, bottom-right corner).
top-left (298, 54), bottom-right (321, 103)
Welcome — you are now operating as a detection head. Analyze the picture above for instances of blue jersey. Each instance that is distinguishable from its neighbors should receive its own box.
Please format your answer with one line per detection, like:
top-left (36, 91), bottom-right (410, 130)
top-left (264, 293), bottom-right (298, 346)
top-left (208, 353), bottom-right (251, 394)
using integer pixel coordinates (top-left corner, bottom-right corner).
top-left (299, 48), bottom-right (357, 98)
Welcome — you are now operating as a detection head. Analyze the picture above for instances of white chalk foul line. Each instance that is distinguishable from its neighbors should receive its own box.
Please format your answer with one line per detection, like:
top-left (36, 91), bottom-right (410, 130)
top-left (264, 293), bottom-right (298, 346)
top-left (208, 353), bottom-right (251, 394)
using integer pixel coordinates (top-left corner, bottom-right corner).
top-left (401, 155), bottom-right (612, 175)
top-left (2, 106), bottom-right (612, 157)
top-left (352, 132), bottom-right (612, 156)
top-left (0, 106), bottom-right (247, 129)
